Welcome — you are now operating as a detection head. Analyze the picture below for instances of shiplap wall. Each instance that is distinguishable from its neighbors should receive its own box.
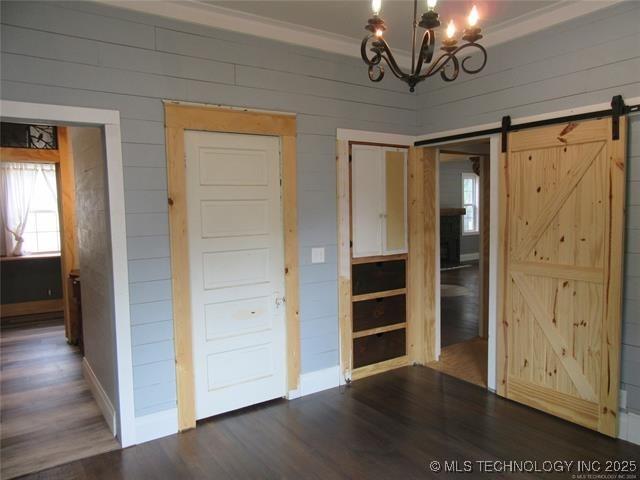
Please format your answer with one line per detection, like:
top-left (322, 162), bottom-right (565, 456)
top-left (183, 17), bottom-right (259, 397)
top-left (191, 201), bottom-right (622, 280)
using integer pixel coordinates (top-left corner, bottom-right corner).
top-left (0, 1), bottom-right (418, 417)
top-left (70, 127), bottom-right (117, 405)
top-left (418, 2), bottom-right (640, 412)
top-left (439, 160), bottom-right (479, 256)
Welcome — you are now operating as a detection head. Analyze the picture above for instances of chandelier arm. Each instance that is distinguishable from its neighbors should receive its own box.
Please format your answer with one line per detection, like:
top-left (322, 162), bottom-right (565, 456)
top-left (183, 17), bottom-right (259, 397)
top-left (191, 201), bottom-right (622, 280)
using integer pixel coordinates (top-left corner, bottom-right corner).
top-left (458, 43), bottom-right (488, 74)
top-left (380, 54), bottom-right (409, 81)
top-left (413, 29), bottom-right (435, 77)
top-left (360, 34), bottom-right (382, 66)
top-left (416, 51), bottom-right (456, 81)
top-left (376, 38), bottom-right (411, 80)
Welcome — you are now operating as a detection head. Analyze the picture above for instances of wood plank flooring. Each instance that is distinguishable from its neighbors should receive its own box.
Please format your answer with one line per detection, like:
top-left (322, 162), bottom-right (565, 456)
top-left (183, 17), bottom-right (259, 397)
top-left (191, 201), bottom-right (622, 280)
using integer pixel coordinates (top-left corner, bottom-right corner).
top-left (1, 313), bottom-right (119, 479)
top-left (427, 337), bottom-right (488, 388)
top-left (17, 365), bottom-right (640, 479)
top-left (441, 262), bottom-right (480, 347)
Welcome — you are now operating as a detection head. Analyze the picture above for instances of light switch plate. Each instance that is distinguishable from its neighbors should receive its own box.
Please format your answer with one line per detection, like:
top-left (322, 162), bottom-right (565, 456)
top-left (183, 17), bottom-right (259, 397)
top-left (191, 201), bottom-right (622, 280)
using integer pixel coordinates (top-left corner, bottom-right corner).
top-left (311, 247), bottom-right (325, 264)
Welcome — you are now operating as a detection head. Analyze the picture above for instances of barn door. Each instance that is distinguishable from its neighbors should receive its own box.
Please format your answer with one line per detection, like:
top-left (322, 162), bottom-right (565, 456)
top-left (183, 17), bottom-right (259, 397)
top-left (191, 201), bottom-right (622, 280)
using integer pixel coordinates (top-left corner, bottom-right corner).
top-left (497, 116), bottom-right (626, 437)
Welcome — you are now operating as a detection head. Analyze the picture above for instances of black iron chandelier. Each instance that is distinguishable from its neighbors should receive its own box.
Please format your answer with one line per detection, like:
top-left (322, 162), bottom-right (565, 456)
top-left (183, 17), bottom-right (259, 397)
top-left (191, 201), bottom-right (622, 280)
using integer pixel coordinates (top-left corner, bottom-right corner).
top-left (362, 0), bottom-right (487, 92)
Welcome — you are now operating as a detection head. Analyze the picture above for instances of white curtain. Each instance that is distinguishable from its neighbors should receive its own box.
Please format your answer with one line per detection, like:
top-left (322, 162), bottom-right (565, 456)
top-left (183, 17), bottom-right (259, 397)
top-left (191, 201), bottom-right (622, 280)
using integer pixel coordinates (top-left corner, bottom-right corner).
top-left (0, 162), bottom-right (41, 256)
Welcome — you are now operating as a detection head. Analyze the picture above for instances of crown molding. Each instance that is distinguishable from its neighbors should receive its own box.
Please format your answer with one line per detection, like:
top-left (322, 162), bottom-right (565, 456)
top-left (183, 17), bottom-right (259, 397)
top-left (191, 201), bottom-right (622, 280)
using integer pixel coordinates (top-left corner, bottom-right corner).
top-left (95, 0), bottom-right (413, 66)
top-left (96, 0), bottom-right (622, 65)
top-left (480, 0), bottom-right (625, 50)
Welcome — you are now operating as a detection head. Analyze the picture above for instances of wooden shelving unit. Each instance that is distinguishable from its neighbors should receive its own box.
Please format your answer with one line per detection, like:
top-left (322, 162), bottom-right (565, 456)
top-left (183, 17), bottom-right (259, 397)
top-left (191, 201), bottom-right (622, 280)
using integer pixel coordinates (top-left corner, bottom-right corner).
top-left (350, 254), bottom-right (409, 376)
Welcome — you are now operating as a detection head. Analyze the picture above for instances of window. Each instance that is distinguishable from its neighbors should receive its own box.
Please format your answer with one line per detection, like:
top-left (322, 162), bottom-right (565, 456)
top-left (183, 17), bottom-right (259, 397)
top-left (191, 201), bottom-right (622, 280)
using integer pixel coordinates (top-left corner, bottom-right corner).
top-left (462, 172), bottom-right (479, 234)
top-left (0, 162), bottom-right (60, 256)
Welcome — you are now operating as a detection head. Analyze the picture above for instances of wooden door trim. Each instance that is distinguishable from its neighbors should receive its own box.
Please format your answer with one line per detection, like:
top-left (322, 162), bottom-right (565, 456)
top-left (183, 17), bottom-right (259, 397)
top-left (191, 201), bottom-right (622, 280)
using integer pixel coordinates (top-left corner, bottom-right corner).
top-left (164, 103), bottom-right (299, 431)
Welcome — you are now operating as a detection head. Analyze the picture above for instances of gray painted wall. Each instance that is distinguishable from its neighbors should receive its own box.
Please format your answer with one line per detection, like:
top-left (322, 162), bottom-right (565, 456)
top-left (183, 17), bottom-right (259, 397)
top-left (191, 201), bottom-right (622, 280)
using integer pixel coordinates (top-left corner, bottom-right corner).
top-left (71, 126), bottom-right (117, 406)
top-left (0, 0), bottom-right (419, 417)
top-left (419, 2), bottom-right (640, 413)
top-left (1, 0), bottom-right (637, 419)
top-left (439, 160), bottom-right (479, 256)
top-left (1, 257), bottom-right (62, 304)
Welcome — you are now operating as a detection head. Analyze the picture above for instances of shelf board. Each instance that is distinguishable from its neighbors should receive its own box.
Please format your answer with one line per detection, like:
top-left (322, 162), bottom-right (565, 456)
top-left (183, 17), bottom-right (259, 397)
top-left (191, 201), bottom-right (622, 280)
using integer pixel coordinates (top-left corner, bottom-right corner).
top-left (353, 322), bottom-right (406, 339)
top-left (351, 253), bottom-right (407, 265)
top-left (350, 355), bottom-right (410, 381)
top-left (352, 288), bottom-right (406, 303)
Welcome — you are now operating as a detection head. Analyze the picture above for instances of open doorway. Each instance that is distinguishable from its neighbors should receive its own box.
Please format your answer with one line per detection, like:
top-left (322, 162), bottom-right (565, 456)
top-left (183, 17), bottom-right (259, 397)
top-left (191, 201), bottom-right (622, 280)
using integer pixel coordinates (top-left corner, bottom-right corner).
top-left (427, 139), bottom-right (491, 388)
top-left (0, 123), bottom-right (120, 478)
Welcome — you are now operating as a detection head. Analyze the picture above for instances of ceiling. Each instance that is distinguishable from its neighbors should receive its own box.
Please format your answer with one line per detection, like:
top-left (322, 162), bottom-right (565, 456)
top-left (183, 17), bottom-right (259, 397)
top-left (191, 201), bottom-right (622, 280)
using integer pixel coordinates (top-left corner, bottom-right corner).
top-left (105, 0), bottom-right (621, 64)
top-left (210, 0), bottom-right (562, 55)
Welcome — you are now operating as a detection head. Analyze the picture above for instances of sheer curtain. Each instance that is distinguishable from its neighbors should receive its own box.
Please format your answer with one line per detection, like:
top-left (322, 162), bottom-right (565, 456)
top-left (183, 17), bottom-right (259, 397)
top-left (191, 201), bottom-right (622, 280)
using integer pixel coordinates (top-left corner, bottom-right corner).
top-left (0, 162), bottom-right (43, 256)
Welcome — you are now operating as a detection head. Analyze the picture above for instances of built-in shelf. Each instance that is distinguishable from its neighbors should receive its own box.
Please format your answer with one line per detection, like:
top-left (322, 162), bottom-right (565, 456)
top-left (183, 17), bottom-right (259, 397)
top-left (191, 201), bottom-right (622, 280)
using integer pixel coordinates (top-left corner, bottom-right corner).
top-left (352, 288), bottom-right (406, 303)
top-left (353, 322), bottom-right (407, 339)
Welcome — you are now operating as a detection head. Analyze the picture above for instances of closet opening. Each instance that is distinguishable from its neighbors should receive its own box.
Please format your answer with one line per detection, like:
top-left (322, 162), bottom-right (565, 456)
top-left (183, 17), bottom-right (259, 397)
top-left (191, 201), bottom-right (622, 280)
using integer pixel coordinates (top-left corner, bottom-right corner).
top-left (426, 138), bottom-right (491, 388)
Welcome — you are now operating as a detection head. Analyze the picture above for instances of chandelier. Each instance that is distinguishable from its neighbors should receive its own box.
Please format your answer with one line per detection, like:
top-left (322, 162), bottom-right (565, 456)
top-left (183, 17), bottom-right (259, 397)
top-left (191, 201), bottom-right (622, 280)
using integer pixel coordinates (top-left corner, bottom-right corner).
top-left (361, 0), bottom-right (487, 92)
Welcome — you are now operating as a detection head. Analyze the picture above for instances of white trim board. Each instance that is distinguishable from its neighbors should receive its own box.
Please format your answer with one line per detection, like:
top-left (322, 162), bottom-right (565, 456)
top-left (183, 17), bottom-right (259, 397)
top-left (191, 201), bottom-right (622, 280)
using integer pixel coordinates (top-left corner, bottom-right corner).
top-left (336, 128), bottom-right (414, 146)
top-left (619, 411), bottom-right (640, 446)
top-left (96, 0), bottom-right (622, 68)
top-left (415, 96), bottom-right (640, 144)
top-left (287, 365), bottom-right (342, 400)
top-left (82, 358), bottom-right (117, 436)
top-left (0, 99), bottom-right (137, 448)
top-left (135, 408), bottom-right (179, 445)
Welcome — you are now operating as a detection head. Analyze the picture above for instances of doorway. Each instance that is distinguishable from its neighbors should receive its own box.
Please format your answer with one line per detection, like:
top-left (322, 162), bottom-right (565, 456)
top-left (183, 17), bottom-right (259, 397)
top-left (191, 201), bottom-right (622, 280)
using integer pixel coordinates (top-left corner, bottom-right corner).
top-left (427, 139), bottom-right (491, 388)
top-left (0, 123), bottom-right (122, 478)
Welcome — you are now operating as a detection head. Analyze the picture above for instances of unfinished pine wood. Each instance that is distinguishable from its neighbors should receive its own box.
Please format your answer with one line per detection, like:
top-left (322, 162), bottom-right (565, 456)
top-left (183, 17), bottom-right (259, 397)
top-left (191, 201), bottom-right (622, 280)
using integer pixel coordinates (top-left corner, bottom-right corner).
top-left (479, 156), bottom-right (490, 338)
top-left (422, 148), bottom-right (437, 364)
top-left (352, 288), bottom-right (406, 303)
top-left (165, 124), bottom-right (196, 431)
top-left (337, 139), bottom-right (352, 380)
top-left (0, 147), bottom-right (59, 163)
top-left (599, 116), bottom-right (626, 435)
top-left (497, 117), bottom-right (625, 437)
top-left (0, 314), bottom-right (118, 479)
top-left (164, 104), bottom-right (299, 430)
top-left (351, 253), bottom-right (406, 265)
top-left (56, 127), bottom-right (79, 343)
top-left (407, 147), bottom-right (424, 364)
top-left (164, 103), bottom-right (296, 136)
top-left (282, 135), bottom-right (300, 392)
top-left (352, 322), bottom-right (407, 339)
top-left (350, 355), bottom-right (410, 381)
top-left (384, 150), bottom-right (406, 252)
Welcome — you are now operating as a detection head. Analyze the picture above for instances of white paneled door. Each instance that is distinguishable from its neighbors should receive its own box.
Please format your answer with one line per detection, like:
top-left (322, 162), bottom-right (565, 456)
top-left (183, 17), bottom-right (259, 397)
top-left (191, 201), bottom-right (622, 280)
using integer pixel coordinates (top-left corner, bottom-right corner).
top-left (185, 131), bottom-right (286, 420)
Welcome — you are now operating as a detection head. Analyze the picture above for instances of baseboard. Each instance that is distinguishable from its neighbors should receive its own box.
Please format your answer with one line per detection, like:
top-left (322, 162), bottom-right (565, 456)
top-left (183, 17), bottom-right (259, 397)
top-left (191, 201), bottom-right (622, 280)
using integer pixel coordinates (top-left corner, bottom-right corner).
top-left (135, 408), bottom-right (179, 444)
top-left (460, 252), bottom-right (480, 262)
top-left (618, 411), bottom-right (640, 446)
top-left (0, 299), bottom-right (63, 318)
top-left (288, 365), bottom-right (341, 399)
top-left (82, 358), bottom-right (117, 436)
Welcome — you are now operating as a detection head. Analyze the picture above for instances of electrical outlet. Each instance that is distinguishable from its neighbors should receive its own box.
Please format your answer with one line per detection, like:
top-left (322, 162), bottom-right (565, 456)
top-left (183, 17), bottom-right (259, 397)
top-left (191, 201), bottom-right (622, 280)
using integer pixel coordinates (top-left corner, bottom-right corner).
top-left (311, 247), bottom-right (325, 264)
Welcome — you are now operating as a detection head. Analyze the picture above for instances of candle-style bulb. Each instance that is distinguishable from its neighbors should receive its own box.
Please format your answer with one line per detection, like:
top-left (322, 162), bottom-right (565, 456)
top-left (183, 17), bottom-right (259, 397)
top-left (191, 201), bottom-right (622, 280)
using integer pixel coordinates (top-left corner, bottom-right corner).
top-left (426, 0), bottom-right (437, 10)
top-left (446, 19), bottom-right (456, 39)
top-left (375, 28), bottom-right (384, 38)
top-left (468, 5), bottom-right (479, 27)
top-left (372, 0), bottom-right (382, 15)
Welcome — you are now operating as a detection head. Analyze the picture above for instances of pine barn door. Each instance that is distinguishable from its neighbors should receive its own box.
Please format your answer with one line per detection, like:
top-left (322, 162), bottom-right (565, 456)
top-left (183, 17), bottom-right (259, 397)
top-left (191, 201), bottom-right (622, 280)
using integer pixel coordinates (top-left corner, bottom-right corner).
top-left (497, 116), bottom-right (626, 437)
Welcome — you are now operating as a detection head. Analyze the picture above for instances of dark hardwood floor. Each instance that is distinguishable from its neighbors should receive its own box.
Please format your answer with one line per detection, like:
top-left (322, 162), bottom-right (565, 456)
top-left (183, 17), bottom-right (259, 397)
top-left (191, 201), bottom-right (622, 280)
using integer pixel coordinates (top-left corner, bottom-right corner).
top-left (1, 313), bottom-right (119, 479)
top-left (18, 365), bottom-right (640, 479)
top-left (441, 262), bottom-right (480, 347)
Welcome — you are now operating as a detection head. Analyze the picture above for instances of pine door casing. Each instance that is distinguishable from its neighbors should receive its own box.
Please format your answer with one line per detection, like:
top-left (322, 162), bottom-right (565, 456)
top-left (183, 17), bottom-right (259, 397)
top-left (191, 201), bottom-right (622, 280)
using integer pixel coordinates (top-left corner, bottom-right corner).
top-left (497, 117), bottom-right (626, 436)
